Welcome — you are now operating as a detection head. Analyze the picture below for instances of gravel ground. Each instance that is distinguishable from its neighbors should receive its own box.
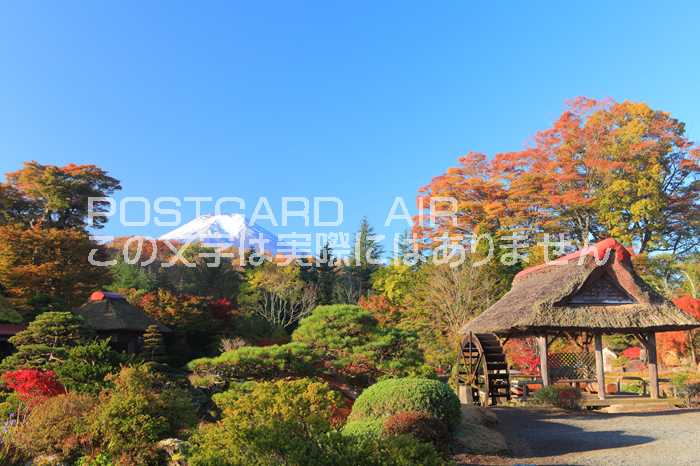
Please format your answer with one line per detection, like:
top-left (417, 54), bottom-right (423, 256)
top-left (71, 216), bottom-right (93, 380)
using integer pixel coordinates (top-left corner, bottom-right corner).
top-left (471, 407), bottom-right (700, 466)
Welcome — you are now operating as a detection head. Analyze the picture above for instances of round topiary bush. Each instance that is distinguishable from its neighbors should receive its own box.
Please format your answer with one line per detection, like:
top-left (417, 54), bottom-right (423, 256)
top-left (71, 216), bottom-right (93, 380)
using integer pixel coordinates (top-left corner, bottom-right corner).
top-left (341, 418), bottom-right (384, 440)
top-left (347, 378), bottom-right (461, 432)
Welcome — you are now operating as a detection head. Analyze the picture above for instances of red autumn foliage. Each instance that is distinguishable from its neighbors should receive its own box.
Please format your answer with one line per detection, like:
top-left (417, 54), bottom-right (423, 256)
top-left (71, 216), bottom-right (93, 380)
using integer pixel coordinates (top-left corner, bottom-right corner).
top-left (383, 411), bottom-right (449, 450)
top-left (505, 338), bottom-right (540, 375)
top-left (656, 295), bottom-right (700, 361)
top-left (674, 295), bottom-right (700, 320)
top-left (622, 347), bottom-right (641, 359)
top-left (2, 369), bottom-right (66, 406)
top-left (207, 298), bottom-right (237, 322)
top-left (357, 295), bottom-right (401, 325)
top-left (415, 98), bottom-right (700, 255)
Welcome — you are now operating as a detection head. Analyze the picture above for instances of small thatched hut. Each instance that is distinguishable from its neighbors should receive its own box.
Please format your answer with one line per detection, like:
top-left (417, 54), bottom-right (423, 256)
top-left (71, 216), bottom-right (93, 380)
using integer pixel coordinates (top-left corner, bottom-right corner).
top-left (74, 291), bottom-right (170, 353)
top-left (460, 238), bottom-right (700, 402)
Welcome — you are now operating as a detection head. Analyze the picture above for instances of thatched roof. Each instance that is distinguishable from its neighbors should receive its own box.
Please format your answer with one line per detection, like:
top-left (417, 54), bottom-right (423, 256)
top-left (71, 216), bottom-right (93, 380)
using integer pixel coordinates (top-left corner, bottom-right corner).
top-left (74, 291), bottom-right (170, 333)
top-left (461, 238), bottom-right (700, 336)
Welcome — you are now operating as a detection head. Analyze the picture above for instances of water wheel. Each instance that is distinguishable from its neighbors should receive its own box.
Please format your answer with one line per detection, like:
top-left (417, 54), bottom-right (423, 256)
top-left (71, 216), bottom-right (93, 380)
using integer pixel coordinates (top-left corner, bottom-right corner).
top-left (457, 332), bottom-right (510, 406)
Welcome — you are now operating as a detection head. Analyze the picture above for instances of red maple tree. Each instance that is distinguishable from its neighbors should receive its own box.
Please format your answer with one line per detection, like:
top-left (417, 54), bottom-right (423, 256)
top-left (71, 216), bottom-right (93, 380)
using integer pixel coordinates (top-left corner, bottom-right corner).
top-left (2, 369), bottom-right (66, 407)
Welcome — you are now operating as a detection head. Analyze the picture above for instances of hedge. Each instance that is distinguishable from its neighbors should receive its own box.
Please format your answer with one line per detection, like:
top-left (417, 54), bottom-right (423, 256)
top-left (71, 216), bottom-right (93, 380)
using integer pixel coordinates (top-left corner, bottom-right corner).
top-left (347, 378), bottom-right (461, 432)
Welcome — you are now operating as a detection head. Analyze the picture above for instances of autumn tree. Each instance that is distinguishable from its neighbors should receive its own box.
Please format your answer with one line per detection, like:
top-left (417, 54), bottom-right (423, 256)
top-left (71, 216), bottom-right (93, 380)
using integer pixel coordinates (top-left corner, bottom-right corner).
top-left (0, 184), bottom-right (41, 227)
top-left (417, 98), bottom-right (700, 258)
top-left (0, 224), bottom-right (112, 313)
top-left (139, 289), bottom-right (211, 333)
top-left (239, 261), bottom-right (318, 329)
top-left (3, 161), bottom-right (121, 230)
top-left (402, 259), bottom-right (503, 371)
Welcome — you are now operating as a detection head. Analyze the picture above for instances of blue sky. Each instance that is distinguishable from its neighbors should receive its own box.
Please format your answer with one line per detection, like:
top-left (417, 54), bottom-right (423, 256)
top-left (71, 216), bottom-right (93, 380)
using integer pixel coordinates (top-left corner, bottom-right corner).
top-left (1, 1), bottom-right (699, 254)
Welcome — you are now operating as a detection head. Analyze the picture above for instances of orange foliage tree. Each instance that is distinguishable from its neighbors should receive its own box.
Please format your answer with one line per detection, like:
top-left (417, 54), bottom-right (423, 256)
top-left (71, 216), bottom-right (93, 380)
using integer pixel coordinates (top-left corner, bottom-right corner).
top-left (0, 224), bottom-right (111, 312)
top-left (139, 289), bottom-right (212, 333)
top-left (416, 98), bottom-right (700, 256)
top-left (3, 161), bottom-right (121, 230)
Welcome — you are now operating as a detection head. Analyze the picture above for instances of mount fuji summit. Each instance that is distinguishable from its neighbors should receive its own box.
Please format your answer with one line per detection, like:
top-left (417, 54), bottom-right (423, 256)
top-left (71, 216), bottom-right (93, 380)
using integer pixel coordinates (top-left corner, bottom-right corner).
top-left (159, 214), bottom-right (277, 254)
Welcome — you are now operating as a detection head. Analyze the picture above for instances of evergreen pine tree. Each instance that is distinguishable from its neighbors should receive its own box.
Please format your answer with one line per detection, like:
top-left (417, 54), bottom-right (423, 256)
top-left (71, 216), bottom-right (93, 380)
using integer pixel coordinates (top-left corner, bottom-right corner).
top-left (349, 217), bottom-right (384, 297)
top-left (141, 324), bottom-right (167, 363)
top-left (316, 242), bottom-right (336, 305)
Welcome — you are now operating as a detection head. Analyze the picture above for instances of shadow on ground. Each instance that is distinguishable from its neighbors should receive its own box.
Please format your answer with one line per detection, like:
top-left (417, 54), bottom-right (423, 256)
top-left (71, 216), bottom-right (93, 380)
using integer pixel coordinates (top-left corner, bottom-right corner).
top-left (493, 407), bottom-right (655, 458)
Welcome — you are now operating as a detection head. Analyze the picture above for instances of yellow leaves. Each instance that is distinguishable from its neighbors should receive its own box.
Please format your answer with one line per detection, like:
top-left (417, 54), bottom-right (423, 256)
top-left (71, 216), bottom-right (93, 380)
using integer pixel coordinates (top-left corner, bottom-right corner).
top-left (416, 97), bottom-right (699, 253)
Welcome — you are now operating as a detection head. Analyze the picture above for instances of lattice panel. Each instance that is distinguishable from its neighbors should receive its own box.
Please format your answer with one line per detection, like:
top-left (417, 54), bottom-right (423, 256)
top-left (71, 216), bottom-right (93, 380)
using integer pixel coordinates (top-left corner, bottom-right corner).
top-left (547, 352), bottom-right (595, 381)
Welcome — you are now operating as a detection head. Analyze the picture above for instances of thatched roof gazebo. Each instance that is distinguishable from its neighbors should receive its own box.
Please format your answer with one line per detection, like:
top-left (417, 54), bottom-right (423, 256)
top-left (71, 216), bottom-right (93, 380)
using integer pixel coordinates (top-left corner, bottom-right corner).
top-left (74, 291), bottom-right (170, 353)
top-left (458, 238), bottom-right (700, 405)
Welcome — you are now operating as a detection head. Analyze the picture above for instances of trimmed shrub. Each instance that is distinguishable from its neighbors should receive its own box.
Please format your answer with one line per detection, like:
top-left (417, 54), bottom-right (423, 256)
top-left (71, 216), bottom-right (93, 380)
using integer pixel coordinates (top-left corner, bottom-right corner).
top-left (341, 419), bottom-right (384, 440)
top-left (89, 365), bottom-right (197, 465)
top-left (186, 343), bottom-right (318, 382)
top-left (9, 392), bottom-right (97, 461)
top-left (189, 378), bottom-right (447, 466)
top-left (292, 305), bottom-right (431, 384)
top-left (383, 411), bottom-right (449, 451)
top-left (348, 378), bottom-right (461, 432)
top-left (532, 385), bottom-right (581, 409)
top-left (376, 434), bottom-right (447, 466)
top-left (188, 378), bottom-right (345, 465)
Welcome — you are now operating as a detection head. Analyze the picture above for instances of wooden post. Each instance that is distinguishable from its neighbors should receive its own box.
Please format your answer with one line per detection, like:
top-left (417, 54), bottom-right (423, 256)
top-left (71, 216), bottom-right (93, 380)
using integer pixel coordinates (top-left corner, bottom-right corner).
top-left (458, 384), bottom-right (473, 405)
top-left (594, 334), bottom-right (606, 400)
top-left (537, 336), bottom-right (550, 387)
top-left (647, 332), bottom-right (659, 399)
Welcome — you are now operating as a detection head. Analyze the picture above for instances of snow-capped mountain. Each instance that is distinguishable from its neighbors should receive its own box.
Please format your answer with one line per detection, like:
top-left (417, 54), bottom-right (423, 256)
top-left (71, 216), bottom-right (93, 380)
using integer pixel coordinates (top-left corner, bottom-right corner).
top-left (159, 214), bottom-right (277, 254)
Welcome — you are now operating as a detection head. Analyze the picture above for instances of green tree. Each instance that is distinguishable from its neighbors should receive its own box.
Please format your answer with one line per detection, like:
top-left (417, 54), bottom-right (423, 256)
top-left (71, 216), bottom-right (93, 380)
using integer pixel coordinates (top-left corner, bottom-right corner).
top-left (0, 293), bottom-right (22, 324)
top-left (55, 339), bottom-right (126, 394)
top-left (2, 312), bottom-right (91, 370)
top-left (141, 324), bottom-right (167, 363)
top-left (239, 261), bottom-right (317, 329)
top-left (176, 243), bottom-right (242, 299)
top-left (347, 217), bottom-right (385, 297)
top-left (107, 259), bottom-right (156, 293)
top-left (292, 305), bottom-right (430, 386)
top-left (316, 243), bottom-right (336, 305)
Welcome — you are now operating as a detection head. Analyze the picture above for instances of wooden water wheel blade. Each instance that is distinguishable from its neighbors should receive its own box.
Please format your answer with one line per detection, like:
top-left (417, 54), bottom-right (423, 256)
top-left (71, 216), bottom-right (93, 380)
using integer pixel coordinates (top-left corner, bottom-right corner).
top-left (484, 354), bottom-right (506, 363)
top-left (487, 362), bottom-right (507, 369)
top-left (458, 332), bottom-right (511, 406)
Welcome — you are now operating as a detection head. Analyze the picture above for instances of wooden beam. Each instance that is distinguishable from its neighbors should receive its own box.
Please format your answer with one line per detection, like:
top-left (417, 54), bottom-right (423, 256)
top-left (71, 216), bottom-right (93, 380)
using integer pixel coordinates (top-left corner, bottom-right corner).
top-left (646, 332), bottom-right (660, 399)
top-left (594, 334), bottom-right (606, 400)
top-left (537, 336), bottom-right (550, 387)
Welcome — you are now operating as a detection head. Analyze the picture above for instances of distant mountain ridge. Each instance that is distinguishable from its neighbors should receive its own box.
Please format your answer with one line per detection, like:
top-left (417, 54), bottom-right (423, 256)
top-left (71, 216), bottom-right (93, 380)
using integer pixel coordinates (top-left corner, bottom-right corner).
top-left (159, 214), bottom-right (277, 254)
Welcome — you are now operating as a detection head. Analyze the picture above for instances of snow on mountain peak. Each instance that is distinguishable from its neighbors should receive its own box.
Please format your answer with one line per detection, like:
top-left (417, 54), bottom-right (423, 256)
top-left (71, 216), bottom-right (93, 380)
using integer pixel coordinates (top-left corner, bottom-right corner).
top-left (159, 213), bottom-right (277, 254)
